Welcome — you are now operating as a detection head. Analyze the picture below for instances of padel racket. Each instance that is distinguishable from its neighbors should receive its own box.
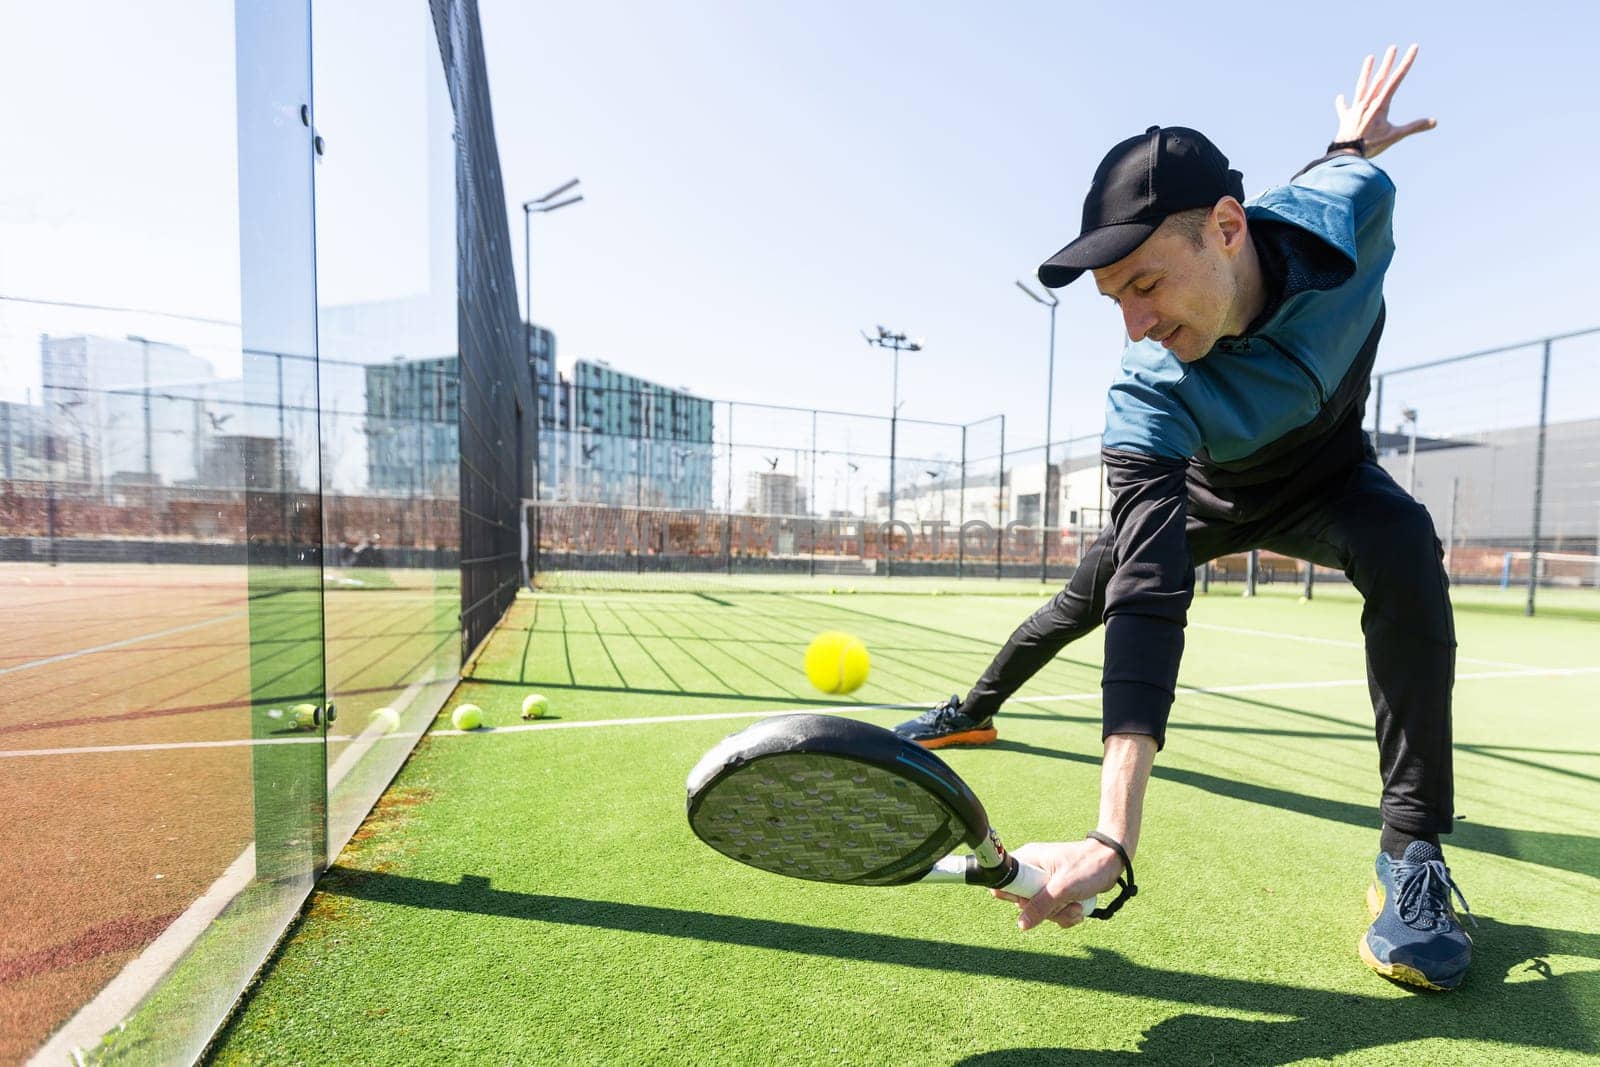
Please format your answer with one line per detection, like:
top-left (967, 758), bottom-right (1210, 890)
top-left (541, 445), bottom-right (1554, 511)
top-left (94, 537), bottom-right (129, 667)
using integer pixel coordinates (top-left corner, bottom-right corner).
top-left (686, 713), bottom-right (1095, 912)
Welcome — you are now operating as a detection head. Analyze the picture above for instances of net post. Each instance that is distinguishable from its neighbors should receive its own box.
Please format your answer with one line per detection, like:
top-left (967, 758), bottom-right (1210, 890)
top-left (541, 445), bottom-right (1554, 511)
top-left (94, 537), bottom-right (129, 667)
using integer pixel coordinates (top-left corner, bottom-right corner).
top-left (1526, 338), bottom-right (1552, 616)
top-left (1244, 549), bottom-right (1258, 597)
top-left (1302, 559), bottom-right (1313, 600)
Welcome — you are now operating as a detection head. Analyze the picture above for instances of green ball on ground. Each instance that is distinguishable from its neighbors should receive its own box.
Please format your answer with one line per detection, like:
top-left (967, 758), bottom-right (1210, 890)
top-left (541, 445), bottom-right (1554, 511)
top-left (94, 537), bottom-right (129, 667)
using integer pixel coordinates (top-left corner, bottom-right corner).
top-left (370, 707), bottom-right (400, 734)
top-left (451, 704), bottom-right (484, 730)
top-left (520, 694), bottom-right (550, 720)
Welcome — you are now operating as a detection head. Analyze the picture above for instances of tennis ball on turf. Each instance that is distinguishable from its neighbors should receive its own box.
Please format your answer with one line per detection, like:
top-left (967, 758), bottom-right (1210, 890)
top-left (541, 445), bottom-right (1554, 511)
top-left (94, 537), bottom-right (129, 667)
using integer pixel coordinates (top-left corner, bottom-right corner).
top-left (804, 631), bottom-right (871, 695)
top-left (1298, 595), bottom-right (1309, 604)
top-left (520, 693), bottom-right (550, 720)
top-left (451, 703), bottom-right (484, 730)
top-left (370, 707), bottom-right (400, 734)
top-left (289, 702), bottom-right (320, 730)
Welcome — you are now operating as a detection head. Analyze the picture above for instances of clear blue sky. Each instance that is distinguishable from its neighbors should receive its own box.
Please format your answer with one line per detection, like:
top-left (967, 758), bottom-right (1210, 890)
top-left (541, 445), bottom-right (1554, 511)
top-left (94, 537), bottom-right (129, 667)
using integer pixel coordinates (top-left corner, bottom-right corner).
top-left (482, 0), bottom-right (1600, 449)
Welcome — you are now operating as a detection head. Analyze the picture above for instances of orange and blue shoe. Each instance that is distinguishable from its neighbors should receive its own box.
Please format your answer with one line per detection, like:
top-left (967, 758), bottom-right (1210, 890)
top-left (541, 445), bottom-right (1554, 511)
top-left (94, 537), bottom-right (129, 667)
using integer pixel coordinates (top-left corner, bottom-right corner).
top-left (893, 695), bottom-right (997, 750)
top-left (1359, 840), bottom-right (1476, 991)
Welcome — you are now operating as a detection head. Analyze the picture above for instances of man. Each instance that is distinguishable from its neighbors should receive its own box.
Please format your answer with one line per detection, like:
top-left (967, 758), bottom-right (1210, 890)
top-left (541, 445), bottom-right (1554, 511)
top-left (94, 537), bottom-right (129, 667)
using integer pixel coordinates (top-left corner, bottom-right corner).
top-left (894, 45), bottom-right (1474, 990)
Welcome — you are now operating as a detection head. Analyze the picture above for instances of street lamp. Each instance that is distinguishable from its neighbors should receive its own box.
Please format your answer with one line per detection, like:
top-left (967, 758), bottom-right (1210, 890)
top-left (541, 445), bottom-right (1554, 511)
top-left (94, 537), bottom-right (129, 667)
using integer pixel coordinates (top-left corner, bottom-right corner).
top-left (1016, 280), bottom-right (1059, 582)
top-left (521, 179), bottom-right (583, 586)
top-left (863, 325), bottom-right (921, 575)
top-left (1400, 406), bottom-right (1419, 496)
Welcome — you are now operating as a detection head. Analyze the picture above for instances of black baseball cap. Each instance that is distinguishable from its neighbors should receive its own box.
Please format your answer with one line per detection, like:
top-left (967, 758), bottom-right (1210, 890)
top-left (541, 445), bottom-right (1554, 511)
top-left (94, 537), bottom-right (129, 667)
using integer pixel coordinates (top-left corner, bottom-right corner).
top-left (1037, 125), bottom-right (1245, 289)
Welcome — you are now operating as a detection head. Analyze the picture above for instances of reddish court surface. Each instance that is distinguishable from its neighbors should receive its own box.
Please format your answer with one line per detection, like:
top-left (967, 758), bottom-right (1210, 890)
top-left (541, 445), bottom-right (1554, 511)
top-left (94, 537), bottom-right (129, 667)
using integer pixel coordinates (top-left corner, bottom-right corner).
top-left (0, 564), bottom-right (263, 1063)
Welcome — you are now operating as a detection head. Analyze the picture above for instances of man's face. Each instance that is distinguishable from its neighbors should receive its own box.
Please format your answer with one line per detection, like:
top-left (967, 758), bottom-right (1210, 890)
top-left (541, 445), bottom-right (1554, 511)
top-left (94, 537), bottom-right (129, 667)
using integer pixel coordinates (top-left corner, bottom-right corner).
top-left (1091, 212), bottom-right (1240, 364)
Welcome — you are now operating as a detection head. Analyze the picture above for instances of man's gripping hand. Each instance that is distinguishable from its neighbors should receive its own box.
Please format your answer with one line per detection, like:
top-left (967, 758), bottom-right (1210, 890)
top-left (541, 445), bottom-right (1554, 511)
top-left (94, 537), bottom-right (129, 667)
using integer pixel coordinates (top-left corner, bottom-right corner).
top-left (991, 838), bottom-right (1125, 931)
top-left (1333, 44), bottom-right (1437, 158)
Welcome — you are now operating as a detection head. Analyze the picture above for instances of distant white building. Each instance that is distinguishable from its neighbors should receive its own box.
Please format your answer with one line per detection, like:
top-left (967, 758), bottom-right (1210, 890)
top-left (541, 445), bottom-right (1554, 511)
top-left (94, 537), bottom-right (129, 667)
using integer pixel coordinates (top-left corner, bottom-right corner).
top-left (39, 334), bottom-right (218, 490)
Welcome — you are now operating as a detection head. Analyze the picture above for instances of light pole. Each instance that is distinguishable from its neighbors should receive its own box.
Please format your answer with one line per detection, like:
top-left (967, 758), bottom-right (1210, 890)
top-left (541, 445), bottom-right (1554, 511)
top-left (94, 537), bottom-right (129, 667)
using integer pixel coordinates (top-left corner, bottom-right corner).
top-left (863, 325), bottom-right (921, 576)
top-left (1016, 280), bottom-right (1059, 582)
top-left (1401, 406), bottom-right (1419, 496)
top-left (521, 178), bottom-right (583, 585)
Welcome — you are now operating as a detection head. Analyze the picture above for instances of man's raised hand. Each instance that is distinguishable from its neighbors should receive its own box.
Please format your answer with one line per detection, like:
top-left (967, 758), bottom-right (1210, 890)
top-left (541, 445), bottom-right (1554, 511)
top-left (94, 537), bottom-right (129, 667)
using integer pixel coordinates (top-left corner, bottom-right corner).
top-left (1334, 44), bottom-right (1437, 158)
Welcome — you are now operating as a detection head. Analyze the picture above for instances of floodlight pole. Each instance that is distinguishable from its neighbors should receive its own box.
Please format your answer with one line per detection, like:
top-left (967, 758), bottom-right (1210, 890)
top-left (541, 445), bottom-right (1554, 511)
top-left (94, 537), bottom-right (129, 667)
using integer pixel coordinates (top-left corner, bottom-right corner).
top-left (521, 179), bottom-right (584, 587)
top-left (1016, 281), bottom-right (1059, 583)
top-left (864, 326), bottom-right (921, 577)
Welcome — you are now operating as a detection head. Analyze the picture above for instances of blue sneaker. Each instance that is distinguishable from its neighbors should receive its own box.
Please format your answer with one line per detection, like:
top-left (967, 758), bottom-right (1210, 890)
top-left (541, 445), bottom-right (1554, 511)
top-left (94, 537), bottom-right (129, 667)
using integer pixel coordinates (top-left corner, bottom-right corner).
top-left (1359, 840), bottom-right (1476, 991)
top-left (893, 695), bottom-right (997, 750)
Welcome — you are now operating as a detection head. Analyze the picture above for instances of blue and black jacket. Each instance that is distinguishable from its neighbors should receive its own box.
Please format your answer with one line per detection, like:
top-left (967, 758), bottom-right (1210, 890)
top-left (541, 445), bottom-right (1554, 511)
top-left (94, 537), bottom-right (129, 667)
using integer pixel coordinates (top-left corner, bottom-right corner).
top-left (1096, 152), bottom-right (1396, 746)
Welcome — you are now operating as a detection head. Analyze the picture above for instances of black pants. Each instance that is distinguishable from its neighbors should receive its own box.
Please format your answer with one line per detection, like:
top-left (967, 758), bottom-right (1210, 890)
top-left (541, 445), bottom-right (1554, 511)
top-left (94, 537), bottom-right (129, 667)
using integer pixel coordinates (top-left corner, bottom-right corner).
top-left (961, 459), bottom-right (1456, 835)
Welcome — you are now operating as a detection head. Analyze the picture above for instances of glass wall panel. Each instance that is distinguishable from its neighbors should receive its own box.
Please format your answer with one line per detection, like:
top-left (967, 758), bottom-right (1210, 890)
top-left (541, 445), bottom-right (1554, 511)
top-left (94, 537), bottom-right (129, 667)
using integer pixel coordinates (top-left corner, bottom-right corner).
top-left (0, 4), bottom-right (325, 1063)
top-left (311, 0), bottom-right (461, 854)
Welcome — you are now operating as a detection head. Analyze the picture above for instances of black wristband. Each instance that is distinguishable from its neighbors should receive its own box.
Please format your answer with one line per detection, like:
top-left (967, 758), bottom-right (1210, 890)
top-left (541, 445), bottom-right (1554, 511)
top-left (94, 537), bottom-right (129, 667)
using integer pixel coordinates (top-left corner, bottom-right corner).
top-left (1085, 831), bottom-right (1138, 920)
top-left (1326, 138), bottom-right (1366, 156)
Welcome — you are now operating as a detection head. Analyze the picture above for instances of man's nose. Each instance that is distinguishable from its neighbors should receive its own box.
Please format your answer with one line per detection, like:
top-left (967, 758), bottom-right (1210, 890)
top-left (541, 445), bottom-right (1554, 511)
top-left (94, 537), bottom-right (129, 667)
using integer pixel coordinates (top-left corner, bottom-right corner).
top-left (1123, 304), bottom-right (1158, 342)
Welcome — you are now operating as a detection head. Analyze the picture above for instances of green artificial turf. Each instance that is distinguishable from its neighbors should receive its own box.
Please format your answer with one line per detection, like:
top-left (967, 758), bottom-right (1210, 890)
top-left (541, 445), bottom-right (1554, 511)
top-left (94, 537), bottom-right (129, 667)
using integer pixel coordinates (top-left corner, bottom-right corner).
top-left (208, 583), bottom-right (1600, 1065)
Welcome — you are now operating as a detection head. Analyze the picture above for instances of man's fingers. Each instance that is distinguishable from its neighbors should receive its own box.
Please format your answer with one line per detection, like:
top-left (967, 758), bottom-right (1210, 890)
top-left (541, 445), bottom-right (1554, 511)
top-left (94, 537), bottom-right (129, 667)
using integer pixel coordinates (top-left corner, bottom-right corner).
top-left (1378, 44), bottom-right (1420, 107)
top-left (1353, 53), bottom-right (1374, 102)
top-left (1369, 44), bottom-right (1398, 100)
top-left (1017, 890), bottom-right (1063, 931)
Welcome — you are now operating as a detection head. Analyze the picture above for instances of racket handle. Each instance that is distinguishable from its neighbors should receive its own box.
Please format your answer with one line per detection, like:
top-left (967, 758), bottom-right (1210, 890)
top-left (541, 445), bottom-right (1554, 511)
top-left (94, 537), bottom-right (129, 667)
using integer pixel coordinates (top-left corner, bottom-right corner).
top-left (1005, 860), bottom-right (1098, 917)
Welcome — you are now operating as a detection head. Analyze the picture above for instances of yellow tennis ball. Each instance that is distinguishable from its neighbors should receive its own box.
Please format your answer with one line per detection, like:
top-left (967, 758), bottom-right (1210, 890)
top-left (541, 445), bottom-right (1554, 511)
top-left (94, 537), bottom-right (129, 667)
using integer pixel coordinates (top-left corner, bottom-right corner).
top-left (370, 707), bottom-right (400, 734)
top-left (451, 703), bottom-right (483, 730)
top-left (520, 693), bottom-right (550, 719)
top-left (289, 702), bottom-right (320, 730)
top-left (804, 632), bottom-right (871, 695)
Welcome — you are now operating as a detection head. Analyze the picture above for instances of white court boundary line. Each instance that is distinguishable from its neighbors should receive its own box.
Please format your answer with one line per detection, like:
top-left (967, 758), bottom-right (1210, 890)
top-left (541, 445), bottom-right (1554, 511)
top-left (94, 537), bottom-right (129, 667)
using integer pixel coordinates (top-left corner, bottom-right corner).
top-left (1187, 622), bottom-right (1540, 671)
top-left (6, 665), bottom-right (1600, 758)
top-left (24, 677), bottom-right (437, 1066)
top-left (0, 611), bottom-right (246, 678)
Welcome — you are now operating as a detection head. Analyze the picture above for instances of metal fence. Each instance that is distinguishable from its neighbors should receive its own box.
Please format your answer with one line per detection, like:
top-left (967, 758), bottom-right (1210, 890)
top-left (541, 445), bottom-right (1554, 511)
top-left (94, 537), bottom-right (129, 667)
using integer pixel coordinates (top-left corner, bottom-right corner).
top-left (531, 328), bottom-right (1600, 611)
top-left (1368, 326), bottom-right (1600, 613)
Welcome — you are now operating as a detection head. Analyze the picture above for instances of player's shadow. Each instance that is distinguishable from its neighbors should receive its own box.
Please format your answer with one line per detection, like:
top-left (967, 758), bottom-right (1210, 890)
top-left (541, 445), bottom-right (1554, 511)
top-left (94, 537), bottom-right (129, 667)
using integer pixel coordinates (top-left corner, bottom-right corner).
top-left (985, 739), bottom-right (1600, 881)
top-left (317, 868), bottom-right (1599, 1063)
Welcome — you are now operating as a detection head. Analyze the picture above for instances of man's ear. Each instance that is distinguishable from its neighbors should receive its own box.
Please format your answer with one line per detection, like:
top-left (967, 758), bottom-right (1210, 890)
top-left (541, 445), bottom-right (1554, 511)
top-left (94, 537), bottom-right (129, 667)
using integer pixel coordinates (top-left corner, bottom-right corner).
top-left (1212, 197), bottom-right (1249, 255)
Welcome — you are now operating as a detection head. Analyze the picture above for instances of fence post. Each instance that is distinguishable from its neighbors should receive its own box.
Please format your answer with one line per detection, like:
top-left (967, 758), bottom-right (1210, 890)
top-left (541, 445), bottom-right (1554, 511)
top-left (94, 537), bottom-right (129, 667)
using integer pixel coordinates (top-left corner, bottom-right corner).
top-left (995, 414), bottom-right (1005, 579)
top-left (957, 424), bottom-right (966, 579)
top-left (724, 401), bottom-right (734, 575)
top-left (1526, 338), bottom-right (1552, 616)
top-left (1245, 549), bottom-right (1258, 597)
top-left (809, 408), bottom-right (817, 579)
top-left (1302, 559), bottom-right (1314, 600)
top-left (1445, 476), bottom-right (1458, 579)
top-left (1371, 373), bottom-right (1384, 455)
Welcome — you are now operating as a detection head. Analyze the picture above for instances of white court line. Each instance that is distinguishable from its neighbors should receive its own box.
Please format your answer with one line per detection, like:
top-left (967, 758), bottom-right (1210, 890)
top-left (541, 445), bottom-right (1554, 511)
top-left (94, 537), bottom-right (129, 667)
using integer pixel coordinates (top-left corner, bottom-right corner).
top-left (26, 847), bottom-right (258, 1067)
top-left (1188, 622), bottom-right (1542, 671)
top-left (25, 678), bottom-right (438, 1065)
top-left (6, 665), bottom-right (1599, 759)
top-left (0, 611), bottom-right (246, 678)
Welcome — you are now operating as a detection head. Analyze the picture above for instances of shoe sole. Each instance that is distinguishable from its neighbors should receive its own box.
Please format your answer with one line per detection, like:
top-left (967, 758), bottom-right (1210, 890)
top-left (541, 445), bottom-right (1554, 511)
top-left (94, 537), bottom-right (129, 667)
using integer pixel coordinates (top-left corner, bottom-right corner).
top-left (914, 727), bottom-right (998, 750)
top-left (1357, 882), bottom-right (1460, 992)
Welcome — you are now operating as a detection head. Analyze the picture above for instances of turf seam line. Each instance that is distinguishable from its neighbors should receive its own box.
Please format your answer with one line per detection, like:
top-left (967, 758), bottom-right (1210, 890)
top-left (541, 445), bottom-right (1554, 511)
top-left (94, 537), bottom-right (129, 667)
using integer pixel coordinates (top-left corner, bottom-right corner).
top-left (6, 666), bottom-right (1597, 758)
top-left (0, 611), bottom-right (247, 677)
top-left (1187, 622), bottom-right (1542, 670)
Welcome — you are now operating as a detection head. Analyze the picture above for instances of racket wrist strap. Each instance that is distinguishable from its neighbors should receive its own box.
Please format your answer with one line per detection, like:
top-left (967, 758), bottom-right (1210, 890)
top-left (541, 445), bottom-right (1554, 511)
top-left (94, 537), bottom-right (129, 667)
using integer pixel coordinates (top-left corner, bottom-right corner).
top-left (1085, 830), bottom-right (1138, 920)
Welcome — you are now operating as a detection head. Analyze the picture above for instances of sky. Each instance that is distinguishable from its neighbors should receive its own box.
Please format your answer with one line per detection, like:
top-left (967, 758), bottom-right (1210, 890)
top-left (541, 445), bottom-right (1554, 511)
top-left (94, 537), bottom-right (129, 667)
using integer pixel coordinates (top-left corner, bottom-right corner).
top-left (1, 2), bottom-right (1596, 457)
top-left (479, 0), bottom-right (1600, 449)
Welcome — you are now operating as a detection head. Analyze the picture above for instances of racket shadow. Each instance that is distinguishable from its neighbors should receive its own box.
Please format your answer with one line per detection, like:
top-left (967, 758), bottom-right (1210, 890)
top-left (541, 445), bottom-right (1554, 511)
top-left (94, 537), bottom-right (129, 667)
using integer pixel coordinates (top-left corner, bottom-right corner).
top-left (314, 868), bottom-right (1599, 1063)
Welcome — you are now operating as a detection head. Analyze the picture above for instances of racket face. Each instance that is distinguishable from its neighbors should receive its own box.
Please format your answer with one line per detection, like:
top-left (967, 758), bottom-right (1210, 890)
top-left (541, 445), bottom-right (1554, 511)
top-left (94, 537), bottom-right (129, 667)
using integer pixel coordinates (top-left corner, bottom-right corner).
top-left (686, 714), bottom-right (988, 886)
